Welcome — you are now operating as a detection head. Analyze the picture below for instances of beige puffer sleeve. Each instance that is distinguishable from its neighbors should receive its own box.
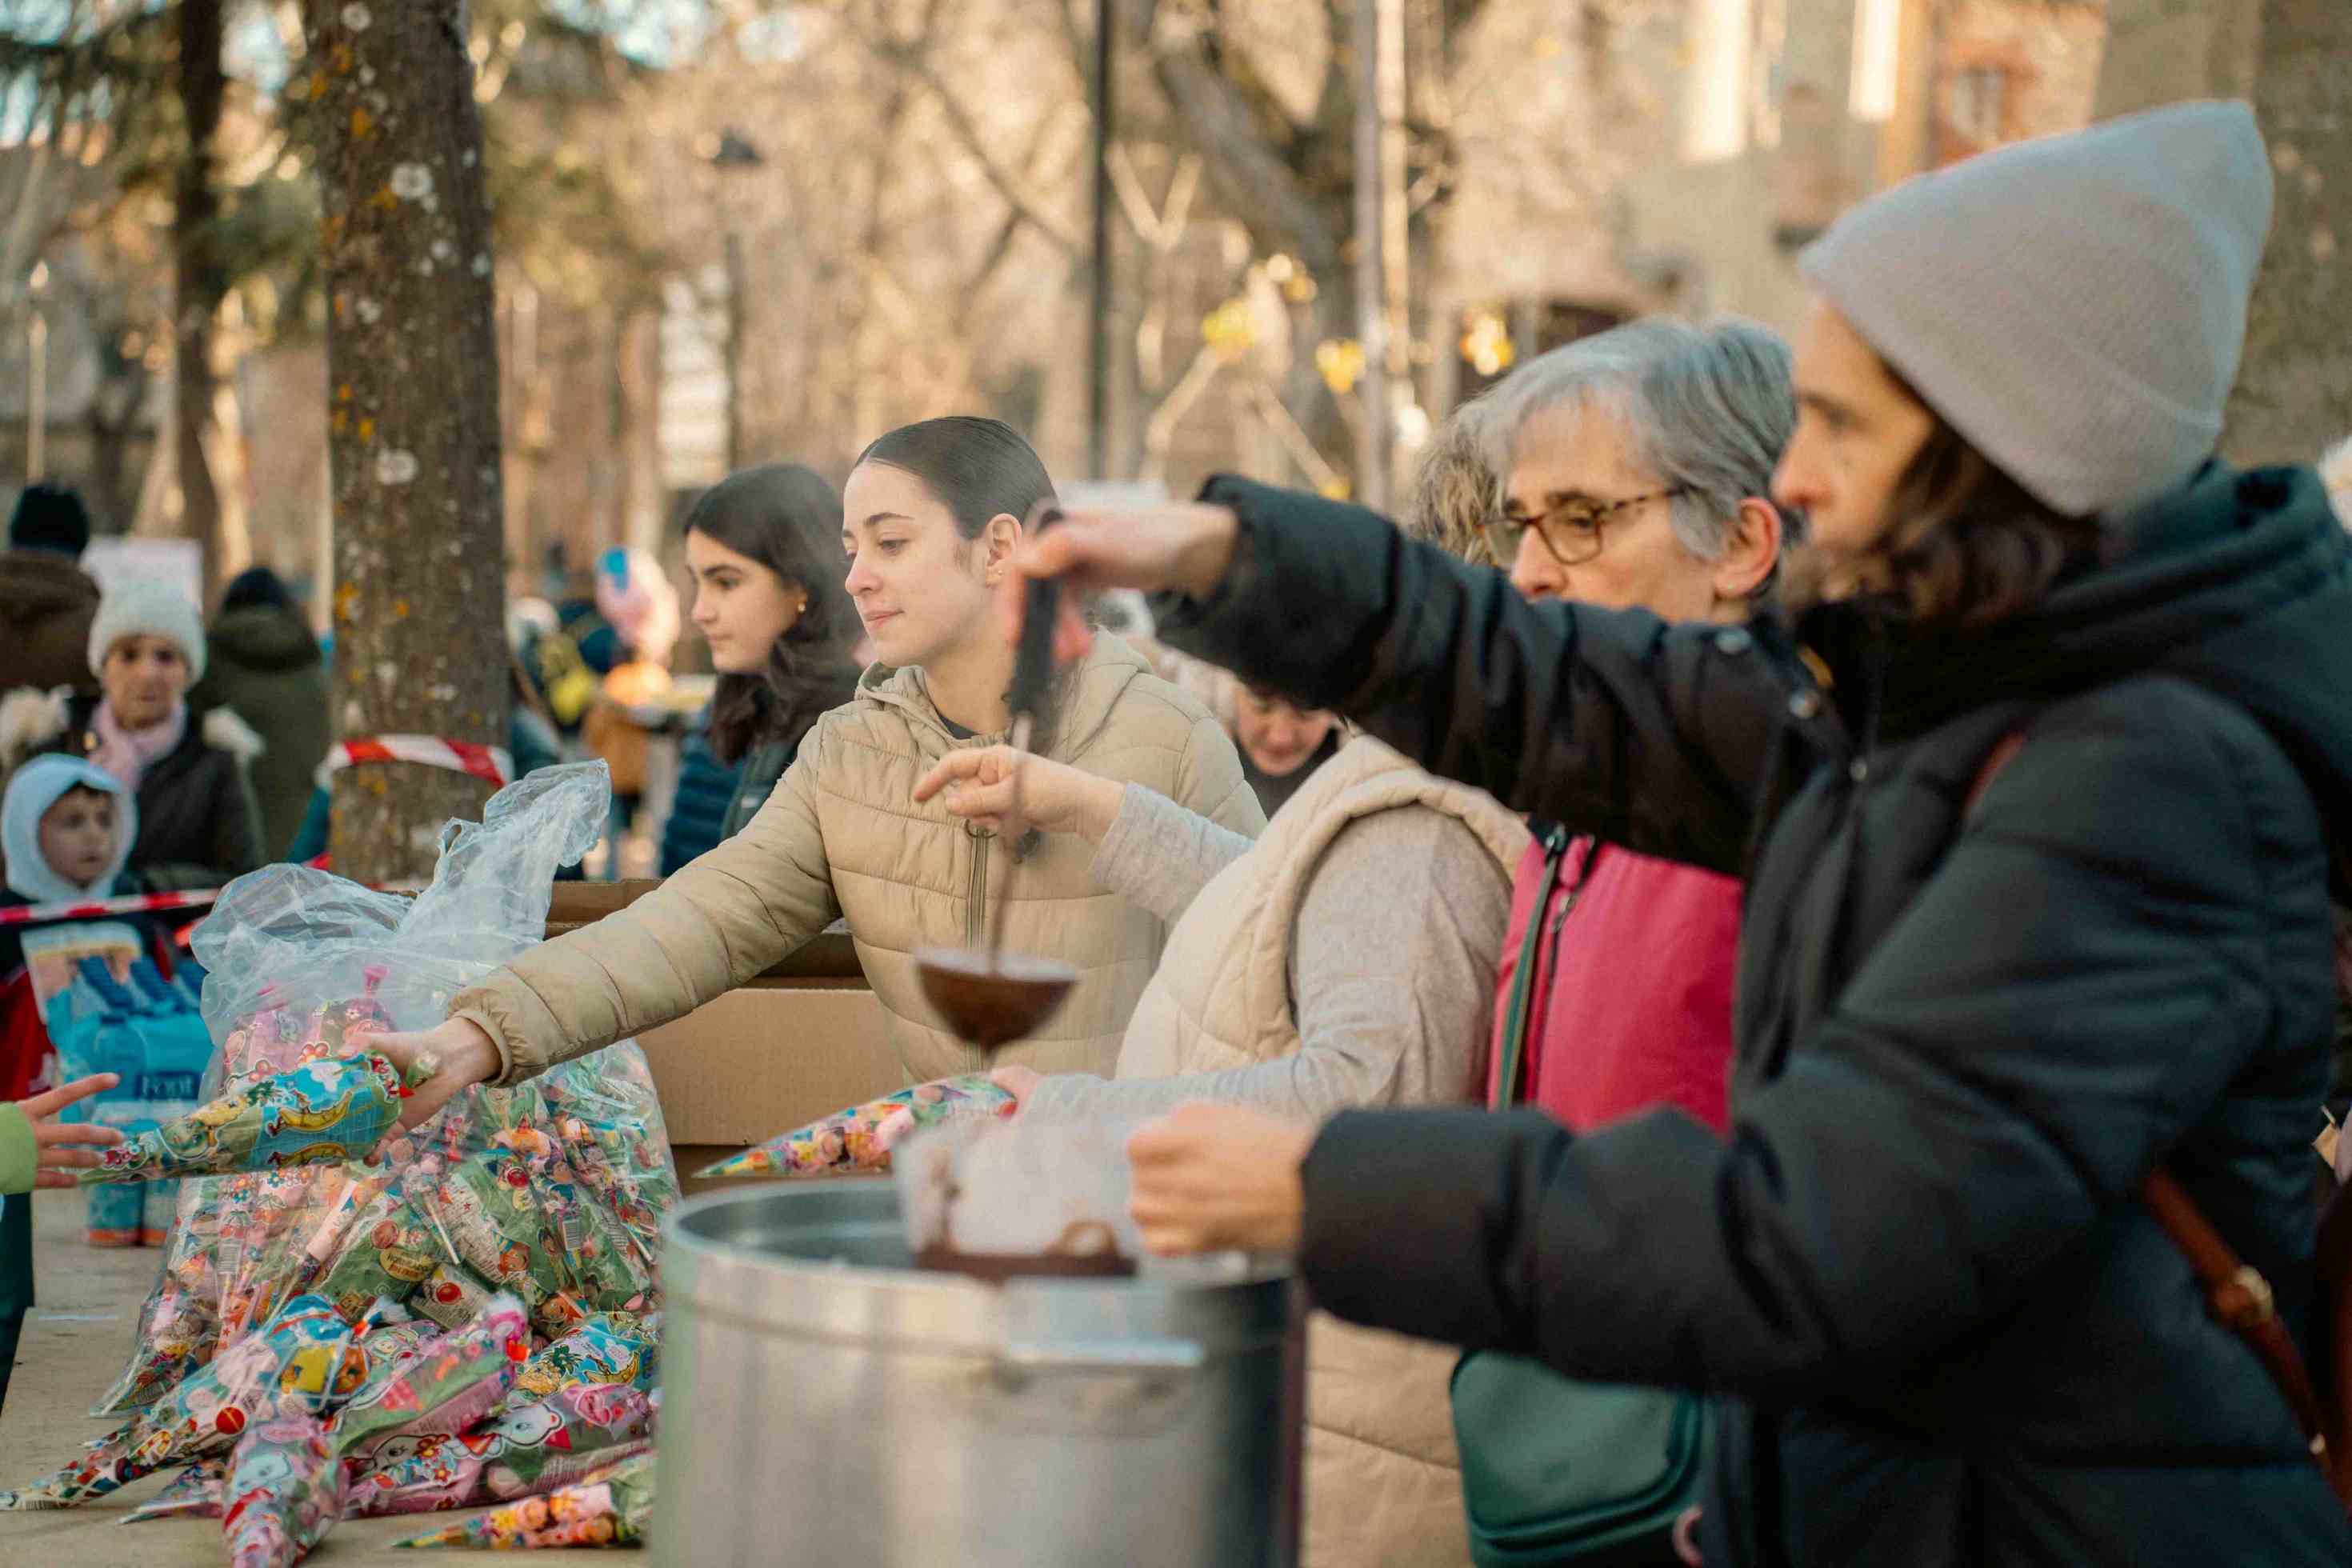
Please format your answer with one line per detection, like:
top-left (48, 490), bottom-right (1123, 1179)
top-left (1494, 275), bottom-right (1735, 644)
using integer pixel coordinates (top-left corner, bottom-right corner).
top-left (1170, 711), bottom-right (1266, 840)
top-left (450, 734), bottom-right (843, 1084)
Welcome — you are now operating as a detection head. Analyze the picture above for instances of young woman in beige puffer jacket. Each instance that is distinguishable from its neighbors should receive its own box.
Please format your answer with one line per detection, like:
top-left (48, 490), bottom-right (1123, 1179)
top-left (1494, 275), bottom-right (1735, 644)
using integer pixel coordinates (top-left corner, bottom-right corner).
top-left (372, 418), bottom-right (1263, 1118)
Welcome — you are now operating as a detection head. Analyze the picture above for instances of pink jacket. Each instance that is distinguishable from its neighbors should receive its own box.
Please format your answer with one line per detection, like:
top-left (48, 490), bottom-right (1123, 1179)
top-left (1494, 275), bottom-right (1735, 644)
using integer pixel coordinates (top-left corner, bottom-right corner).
top-left (1486, 828), bottom-right (1739, 1136)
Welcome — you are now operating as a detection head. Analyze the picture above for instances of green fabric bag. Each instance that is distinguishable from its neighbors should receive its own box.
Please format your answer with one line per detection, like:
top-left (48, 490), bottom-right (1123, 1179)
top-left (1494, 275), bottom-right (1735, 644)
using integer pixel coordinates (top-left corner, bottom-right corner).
top-left (1450, 828), bottom-right (1710, 1566)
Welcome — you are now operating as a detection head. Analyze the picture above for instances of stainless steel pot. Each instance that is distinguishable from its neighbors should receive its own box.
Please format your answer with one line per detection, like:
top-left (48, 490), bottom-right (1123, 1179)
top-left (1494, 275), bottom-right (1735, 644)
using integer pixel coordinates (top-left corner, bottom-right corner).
top-left (653, 1180), bottom-right (1303, 1567)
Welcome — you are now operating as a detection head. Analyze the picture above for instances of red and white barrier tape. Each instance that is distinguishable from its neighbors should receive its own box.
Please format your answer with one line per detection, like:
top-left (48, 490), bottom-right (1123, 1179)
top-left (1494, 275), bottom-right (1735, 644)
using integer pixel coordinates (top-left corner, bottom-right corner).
top-left (328, 734), bottom-right (512, 788)
top-left (0, 887), bottom-right (222, 929)
top-left (6, 738), bottom-right (506, 932)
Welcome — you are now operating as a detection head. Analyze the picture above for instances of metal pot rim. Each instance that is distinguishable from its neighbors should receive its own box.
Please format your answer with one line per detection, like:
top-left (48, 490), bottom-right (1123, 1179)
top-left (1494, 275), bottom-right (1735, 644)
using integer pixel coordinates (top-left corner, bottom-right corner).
top-left (662, 1182), bottom-right (1296, 1354)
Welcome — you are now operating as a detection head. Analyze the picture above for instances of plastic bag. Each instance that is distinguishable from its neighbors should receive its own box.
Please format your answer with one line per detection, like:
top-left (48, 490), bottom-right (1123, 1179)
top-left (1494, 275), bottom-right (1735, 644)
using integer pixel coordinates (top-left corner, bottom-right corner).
top-left (90, 762), bottom-right (678, 1416)
top-left (895, 1114), bottom-right (1142, 1269)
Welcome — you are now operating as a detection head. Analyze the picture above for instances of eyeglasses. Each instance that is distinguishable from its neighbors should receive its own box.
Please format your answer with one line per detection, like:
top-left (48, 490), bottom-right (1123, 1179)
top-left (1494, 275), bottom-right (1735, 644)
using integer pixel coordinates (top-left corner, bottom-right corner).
top-left (1481, 486), bottom-right (1690, 569)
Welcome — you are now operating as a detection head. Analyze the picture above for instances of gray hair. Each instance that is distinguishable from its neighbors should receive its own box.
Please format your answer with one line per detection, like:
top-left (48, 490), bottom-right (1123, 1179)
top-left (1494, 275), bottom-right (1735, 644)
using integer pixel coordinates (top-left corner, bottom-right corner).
top-left (1481, 317), bottom-right (1801, 561)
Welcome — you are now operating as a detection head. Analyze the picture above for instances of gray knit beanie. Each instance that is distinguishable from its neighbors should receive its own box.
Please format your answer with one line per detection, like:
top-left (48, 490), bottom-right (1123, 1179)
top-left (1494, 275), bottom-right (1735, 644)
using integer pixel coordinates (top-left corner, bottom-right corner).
top-left (1798, 100), bottom-right (2273, 519)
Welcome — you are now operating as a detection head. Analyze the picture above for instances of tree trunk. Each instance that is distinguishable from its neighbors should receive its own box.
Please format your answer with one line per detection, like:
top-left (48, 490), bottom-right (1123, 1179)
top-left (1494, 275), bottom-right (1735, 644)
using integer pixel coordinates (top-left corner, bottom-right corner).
top-left (2091, 0), bottom-right (2262, 119)
top-left (307, 0), bottom-right (510, 886)
top-left (2219, 0), bottom-right (2352, 467)
top-left (2093, 0), bottom-right (2352, 468)
top-left (174, 0), bottom-right (226, 595)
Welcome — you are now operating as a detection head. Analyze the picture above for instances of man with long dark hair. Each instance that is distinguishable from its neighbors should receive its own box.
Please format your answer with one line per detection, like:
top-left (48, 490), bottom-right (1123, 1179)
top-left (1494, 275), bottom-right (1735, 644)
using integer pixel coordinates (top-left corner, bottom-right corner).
top-left (1010, 102), bottom-right (2352, 1565)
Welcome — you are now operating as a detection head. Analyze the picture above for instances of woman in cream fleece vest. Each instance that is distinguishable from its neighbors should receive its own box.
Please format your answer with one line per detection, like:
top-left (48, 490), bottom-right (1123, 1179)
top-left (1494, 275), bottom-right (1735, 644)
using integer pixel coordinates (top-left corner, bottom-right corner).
top-left (920, 729), bottom-right (1526, 1568)
top-left (366, 418), bottom-right (1262, 1120)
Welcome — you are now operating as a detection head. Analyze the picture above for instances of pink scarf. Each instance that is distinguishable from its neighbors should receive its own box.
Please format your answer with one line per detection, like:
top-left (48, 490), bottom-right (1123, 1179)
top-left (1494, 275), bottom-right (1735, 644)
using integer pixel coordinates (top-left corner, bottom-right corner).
top-left (89, 698), bottom-right (187, 791)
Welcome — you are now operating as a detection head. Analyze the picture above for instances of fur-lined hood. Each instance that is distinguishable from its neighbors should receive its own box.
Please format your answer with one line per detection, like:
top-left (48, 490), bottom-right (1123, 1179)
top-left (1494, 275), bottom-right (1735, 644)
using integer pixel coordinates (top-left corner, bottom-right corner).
top-left (0, 686), bottom-right (265, 776)
top-left (2322, 436), bottom-right (2352, 528)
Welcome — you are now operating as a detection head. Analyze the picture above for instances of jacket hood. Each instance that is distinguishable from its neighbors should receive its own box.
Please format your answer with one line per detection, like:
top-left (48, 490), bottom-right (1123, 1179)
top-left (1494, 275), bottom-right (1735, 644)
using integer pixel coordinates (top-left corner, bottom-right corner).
top-left (208, 603), bottom-right (323, 674)
top-left (2, 753), bottom-right (136, 904)
top-left (0, 549), bottom-right (100, 628)
top-left (853, 632), bottom-right (1155, 758)
top-left (1810, 463), bottom-right (2352, 849)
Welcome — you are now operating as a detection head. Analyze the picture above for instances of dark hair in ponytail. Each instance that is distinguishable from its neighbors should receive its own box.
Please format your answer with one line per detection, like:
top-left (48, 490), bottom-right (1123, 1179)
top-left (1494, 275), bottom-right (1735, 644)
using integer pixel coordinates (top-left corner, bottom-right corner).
top-left (852, 417), bottom-right (1072, 794)
top-left (853, 416), bottom-right (1056, 543)
top-left (684, 463), bottom-right (863, 765)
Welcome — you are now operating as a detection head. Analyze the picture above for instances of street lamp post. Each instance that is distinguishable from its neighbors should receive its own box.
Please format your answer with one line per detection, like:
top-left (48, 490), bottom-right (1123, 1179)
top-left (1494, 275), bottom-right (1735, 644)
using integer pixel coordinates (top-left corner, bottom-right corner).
top-left (710, 129), bottom-right (765, 475)
top-left (1088, 0), bottom-right (1116, 482)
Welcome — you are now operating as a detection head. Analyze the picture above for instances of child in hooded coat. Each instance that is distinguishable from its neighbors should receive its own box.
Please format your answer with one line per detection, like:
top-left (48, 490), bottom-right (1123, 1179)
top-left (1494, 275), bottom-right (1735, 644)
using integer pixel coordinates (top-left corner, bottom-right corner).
top-left (0, 755), bottom-right (149, 1411)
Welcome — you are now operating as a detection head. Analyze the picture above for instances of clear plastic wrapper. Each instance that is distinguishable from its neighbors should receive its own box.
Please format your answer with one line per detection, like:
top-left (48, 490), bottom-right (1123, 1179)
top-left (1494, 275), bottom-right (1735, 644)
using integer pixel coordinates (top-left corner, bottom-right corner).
top-left (78, 1052), bottom-right (432, 1185)
top-left (0, 1294), bottom-right (371, 1510)
top-left (388, 1449), bottom-right (655, 1550)
top-left (895, 1114), bottom-right (1143, 1270)
top-left (342, 1382), bottom-right (656, 1519)
top-left (86, 763), bottom-right (678, 1418)
top-left (121, 1455), bottom-right (230, 1524)
top-left (696, 1073), bottom-right (1016, 1178)
top-left (222, 1411), bottom-right (342, 1568)
top-left (122, 1314), bottom-right (654, 1526)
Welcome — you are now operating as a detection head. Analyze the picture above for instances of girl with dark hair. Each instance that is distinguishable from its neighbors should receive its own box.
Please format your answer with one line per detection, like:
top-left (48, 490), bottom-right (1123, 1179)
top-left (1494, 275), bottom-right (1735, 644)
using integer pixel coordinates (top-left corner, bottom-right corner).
top-left (677, 464), bottom-right (863, 850)
top-left (374, 416), bottom-right (1262, 1111)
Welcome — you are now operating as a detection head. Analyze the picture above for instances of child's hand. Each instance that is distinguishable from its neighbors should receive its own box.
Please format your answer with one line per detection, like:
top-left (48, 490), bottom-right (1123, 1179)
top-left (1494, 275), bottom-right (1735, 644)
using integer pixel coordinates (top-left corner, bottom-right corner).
top-left (17, 1074), bottom-right (127, 1189)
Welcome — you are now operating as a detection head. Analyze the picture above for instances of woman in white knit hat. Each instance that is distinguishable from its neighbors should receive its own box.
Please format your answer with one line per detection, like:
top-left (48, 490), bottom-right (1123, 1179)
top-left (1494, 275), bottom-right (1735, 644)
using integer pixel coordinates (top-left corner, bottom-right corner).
top-left (999, 102), bottom-right (2352, 1566)
top-left (0, 578), bottom-right (262, 891)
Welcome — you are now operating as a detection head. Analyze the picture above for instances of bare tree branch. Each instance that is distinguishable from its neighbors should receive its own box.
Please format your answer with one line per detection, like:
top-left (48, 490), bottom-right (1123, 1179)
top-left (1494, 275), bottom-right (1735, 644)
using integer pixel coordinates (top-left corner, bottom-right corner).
top-left (834, 0), bottom-right (1086, 255)
top-left (1140, 18), bottom-right (1342, 272)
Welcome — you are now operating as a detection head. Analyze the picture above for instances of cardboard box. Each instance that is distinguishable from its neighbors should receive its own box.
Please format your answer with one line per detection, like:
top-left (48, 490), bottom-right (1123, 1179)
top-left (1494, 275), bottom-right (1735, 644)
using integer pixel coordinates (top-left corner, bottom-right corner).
top-left (546, 881), bottom-right (901, 1147)
top-left (638, 982), bottom-right (902, 1147)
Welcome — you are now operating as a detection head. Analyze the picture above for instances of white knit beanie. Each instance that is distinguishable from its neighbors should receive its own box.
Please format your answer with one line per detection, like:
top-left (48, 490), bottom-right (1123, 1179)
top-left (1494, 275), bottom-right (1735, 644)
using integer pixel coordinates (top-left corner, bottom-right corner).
top-left (1798, 100), bottom-right (2273, 520)
top-left (88, 578), bottom-right (207, 680)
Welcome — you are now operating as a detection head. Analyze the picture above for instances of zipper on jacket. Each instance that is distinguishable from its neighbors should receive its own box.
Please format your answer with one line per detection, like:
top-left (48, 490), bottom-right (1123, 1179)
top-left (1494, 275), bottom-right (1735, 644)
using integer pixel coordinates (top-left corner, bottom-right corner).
top-left (966, 823), bottom-right (990, 947)
top-left (1544, 837), bottom-right (1606, 948)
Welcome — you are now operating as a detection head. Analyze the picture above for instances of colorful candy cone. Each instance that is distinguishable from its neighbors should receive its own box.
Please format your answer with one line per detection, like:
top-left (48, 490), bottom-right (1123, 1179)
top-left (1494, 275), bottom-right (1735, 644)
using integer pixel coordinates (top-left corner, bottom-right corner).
top-left (696, 1074), bottom-right (1016, 1178)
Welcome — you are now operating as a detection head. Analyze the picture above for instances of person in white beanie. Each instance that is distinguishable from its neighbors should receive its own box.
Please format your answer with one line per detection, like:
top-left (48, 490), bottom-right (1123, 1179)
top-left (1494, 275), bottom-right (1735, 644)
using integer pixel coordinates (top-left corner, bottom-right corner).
top-left (975, 102), bottom-right (2352, 1566)
top-left (1, 578), bottom-right (262, 891)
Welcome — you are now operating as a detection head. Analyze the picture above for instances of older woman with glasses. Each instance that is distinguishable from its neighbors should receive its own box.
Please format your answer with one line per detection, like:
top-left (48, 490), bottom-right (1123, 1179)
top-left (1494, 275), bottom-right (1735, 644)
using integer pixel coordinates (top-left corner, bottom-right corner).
top-left (1467, 318), bottom-right (1795, 1147)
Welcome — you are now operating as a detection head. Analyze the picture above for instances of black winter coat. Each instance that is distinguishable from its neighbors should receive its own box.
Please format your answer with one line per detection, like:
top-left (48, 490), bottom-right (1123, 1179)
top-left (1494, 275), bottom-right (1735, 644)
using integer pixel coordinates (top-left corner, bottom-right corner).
top-left (1154, 467), bottom-right (2352, 1566)
top-left (52, 694), bottom-right (265, 893)
top-left (191, 603), bottom-right (330, 862)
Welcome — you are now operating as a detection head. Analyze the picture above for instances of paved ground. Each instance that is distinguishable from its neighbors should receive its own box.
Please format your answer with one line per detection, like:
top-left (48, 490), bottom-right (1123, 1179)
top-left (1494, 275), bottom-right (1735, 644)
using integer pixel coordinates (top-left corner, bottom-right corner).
top-left (0, 1147), bottom-right (744, 1565)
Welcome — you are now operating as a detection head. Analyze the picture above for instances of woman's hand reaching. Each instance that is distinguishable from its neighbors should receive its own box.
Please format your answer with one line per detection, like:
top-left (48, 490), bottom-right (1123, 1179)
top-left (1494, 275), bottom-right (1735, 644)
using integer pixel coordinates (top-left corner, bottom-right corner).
top-left (1126, 1102), bottom-right (1316, 1256)
top-left (359, 1017), bottom-right (502, 1130)
top-left (15, 1074), bottom-right (127, 1190)
top-left (912, 748), bottom-right (1125, 845)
